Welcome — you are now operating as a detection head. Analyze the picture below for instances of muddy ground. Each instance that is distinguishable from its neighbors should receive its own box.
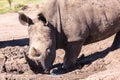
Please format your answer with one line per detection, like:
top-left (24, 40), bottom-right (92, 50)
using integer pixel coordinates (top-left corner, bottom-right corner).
top-left (0, 4), bottom-right (120, 80)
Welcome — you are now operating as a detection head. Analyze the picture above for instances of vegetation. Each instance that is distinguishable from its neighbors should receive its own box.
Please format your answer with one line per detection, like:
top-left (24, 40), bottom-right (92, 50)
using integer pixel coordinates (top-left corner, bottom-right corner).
top-left (0, 0), bottom-right (42, 14)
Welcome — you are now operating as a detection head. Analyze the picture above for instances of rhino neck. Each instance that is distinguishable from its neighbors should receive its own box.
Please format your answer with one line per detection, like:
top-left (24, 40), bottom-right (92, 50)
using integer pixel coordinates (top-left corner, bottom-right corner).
top-left (41, 0), bottom-right (58, 23)
top-left (40, 0), bottom-right (67, 49)
top-left (55, 3), bottom-right (67, 49)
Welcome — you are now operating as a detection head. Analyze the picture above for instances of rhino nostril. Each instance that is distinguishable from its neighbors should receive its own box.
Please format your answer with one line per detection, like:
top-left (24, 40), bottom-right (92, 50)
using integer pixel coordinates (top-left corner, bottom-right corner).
top-left (30, 48), bottom-right (41, 57)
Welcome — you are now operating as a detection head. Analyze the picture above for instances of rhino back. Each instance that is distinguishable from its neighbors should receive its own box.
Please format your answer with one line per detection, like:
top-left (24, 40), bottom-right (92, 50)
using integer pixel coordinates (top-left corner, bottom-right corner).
top-left (40, 0), bottom-right (120, 45)
top-left (57, 0), bottom-right (120, 44)
top-left (84, 0), bottom-right (120, 44)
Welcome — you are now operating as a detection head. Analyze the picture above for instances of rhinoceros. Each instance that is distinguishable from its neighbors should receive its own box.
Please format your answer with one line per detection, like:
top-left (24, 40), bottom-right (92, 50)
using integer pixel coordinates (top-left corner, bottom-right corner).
top-left (18, 0), bottom-right (120, 73)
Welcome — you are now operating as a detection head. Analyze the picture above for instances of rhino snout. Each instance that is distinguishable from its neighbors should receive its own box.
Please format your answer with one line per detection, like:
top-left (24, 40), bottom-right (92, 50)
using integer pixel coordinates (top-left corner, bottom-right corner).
top-left (24, 48), bottom-right (52, 74)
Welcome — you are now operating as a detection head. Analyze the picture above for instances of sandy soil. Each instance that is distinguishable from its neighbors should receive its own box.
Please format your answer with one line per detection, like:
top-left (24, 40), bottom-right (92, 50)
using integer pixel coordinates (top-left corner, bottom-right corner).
top-left (0, 4), bottom-right (120, 80)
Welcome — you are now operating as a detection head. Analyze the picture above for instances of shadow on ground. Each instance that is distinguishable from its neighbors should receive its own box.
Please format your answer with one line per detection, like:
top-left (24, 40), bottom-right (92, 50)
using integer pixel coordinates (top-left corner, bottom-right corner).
top-left (52, 46), bottom-right (119, 74)
top-left (0, 38), bottom-right (29, 48)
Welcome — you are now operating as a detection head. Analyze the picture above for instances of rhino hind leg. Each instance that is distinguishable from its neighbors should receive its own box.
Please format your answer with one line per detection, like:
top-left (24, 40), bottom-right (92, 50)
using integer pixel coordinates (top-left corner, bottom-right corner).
top-left (111, 31), bottom-right (120, 51)
top-left (63, 40), bottom-right (84, 70)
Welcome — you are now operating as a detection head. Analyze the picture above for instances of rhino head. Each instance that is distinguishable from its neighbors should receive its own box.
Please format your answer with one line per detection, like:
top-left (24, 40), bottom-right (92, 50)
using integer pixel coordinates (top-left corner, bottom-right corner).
top-left (18, 13), bottom-right (56, 74)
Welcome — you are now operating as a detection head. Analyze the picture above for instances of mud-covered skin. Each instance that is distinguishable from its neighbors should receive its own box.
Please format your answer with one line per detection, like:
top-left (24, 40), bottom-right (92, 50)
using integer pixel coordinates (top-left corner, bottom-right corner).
top-left (19, 0), bottom-right (120, 73)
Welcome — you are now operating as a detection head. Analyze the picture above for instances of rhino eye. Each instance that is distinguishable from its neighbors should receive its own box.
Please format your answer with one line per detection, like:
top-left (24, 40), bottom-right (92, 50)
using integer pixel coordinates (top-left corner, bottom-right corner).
top-left (46, 48), bottom-right (51, 53)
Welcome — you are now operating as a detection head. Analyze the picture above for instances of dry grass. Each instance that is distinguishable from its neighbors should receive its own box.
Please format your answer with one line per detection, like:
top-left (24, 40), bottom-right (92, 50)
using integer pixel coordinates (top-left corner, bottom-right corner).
top-left (0, 0), bottom-right (42, 14)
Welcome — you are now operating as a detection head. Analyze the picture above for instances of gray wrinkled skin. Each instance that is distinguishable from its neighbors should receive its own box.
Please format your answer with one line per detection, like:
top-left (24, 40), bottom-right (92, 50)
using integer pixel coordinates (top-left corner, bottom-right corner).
top-left (19, 0), bottom-right (120, 73)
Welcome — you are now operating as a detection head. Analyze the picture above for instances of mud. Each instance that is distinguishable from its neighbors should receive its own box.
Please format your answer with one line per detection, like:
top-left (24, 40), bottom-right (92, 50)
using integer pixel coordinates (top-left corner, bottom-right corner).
top-left (0, 35), bottom-right (119, 80)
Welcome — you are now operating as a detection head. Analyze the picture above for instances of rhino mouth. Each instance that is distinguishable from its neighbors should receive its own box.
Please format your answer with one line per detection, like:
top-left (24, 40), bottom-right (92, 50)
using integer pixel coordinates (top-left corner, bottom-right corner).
top-left (23, 52), bottom-right (50, 74)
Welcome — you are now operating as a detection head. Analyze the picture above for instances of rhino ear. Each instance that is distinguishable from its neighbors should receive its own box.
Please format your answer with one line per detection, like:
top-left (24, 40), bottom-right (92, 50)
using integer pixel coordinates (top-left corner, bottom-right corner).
top-left (18, 12), bottom-right (33, 26)
top-left (38, 13), bottom-right (48, 25)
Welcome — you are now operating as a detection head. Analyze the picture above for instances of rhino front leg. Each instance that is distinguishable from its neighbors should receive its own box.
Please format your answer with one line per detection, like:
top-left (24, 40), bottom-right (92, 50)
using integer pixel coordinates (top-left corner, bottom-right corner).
top-left (63, 40), bottom-right (84, 70)
top-left (111, 31), bottom-right (120, 51)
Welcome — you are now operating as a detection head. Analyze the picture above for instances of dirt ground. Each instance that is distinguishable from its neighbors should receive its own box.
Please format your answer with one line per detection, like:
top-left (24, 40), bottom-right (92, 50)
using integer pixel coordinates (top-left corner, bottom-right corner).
top-left (0, 4), bottom-right (120, 80)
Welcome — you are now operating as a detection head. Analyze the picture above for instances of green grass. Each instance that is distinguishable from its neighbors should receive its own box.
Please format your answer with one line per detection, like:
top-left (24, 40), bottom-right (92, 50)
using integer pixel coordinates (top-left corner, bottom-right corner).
top-left (0, 0), bottom-right (42, 14)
